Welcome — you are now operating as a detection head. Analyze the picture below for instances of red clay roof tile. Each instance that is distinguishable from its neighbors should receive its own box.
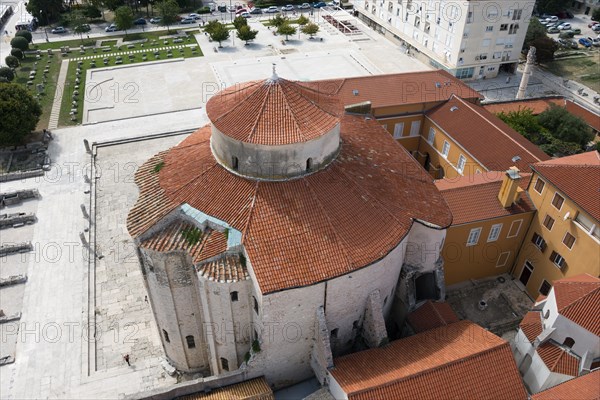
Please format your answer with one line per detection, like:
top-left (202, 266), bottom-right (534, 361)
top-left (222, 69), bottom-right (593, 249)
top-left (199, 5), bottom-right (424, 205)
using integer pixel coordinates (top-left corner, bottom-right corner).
top-left (532, 151), bottom-right (600, 222)
top-left (178, 377), bottom-right (273, 400)
top-left (483, 97), bottom-right (565, 116)
top-left (427, 96), bottom-right (550, 172)
top-left (531, 369), bottom-right (600, 400)
top-left (435, 172), bottom-right (535, 225)
top-left (537, 342), bottom-right (581, 376)
top-left (128, 114), bottom-right (452, 294)
top-left (406, 300), bottom-right (459, 333)
top-left (519, 311), bottom-right (543, 343)
top-left (197, 255), bottom-right (249, 283)
top-left (330, 320), bottom-right (527, 400)
top-left (553, 274), bottom-right (600, 336)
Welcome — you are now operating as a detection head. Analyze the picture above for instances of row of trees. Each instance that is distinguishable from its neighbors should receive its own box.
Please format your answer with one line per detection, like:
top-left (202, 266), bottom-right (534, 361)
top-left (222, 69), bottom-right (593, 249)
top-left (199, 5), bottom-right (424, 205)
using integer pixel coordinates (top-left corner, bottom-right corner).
top-left (0, 32), bottom-right (34, 83)
top-left (497, 105), bottom-right (594, 157)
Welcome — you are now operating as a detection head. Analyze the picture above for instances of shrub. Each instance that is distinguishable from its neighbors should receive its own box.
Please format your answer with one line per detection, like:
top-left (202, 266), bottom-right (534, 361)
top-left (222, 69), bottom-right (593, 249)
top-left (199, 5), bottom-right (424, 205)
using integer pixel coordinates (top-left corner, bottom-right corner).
top-left (15, 30), bottom-right (33, 43)
top-left (10, 48), bottom-right (24, 60)
top-left (5, 56), bottom-right (20, 70)
top-left (0, 67), bottom-right (15, 82)
top-left (10, 36), bottom-right (29, 52)
top-left (196, 6), bottom-right (211, 13)
top-left (0, 83), bottom-right (42, 145)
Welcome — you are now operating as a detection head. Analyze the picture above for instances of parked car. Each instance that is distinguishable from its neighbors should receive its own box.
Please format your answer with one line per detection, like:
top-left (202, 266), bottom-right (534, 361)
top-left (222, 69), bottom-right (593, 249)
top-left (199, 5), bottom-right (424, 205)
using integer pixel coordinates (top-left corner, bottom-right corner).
top-left (235, 8), bottom-right (249, 15)
top-left (188, 13), bottom-right (201, 19)
top-left (312, 1), bottom-right (327, 7)
top-left (559, 31), bottom-right (575, 38)
top-left (588, 21), bottom-right (598, 28)
top-left (578, 38), bottom-right (592, 47)
top-left (180, 17), bottom-right (195, 24)
top-left (586, 36), bottom-right (600, 47)
top-left (51, 26), bottom-right (67, 33)
top-left (217, 5), bottom-right (227, 12)
top-left (539, 19), bottom-right (550, 25)
top-left (133, 18), bottom-right (147, 25)
top-left (105, 24), bottom-right (119, 32)
top-left (569, 28), bottom-right (581, 34)
top-left (150, 17), bottom-right (162, 23)
top-left (557, 23), bottom-right (571, 30)
top-left (282, 4), bottom-right (294, 11)
top-left (547, 27), bottom-right (560, 33)
top-left (249, 8), bottom-right (263, 14)
top-left (593, 24), bottom-right (600, 32)
top-left (265, 6), bottom-right (279, 13)
top-left (545, 16), bottom-right (559, 22)
top-left (298, 2), bottom-right (311, 8)
top-left (239, 12), bottom-right (251, 18)
top-left (558, 38), bottom-right (578, 49)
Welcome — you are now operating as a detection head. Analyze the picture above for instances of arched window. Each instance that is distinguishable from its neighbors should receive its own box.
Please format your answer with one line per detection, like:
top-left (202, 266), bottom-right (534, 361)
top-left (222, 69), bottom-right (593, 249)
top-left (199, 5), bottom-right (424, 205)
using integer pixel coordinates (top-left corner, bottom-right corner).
top-left (186, 335), bottom-right (195, 349)
top-left (306, 158), bottom-right (313, 172)
top-left (232, 156), bottom-right (239, 171)
top-left (563, 337), bottom-right (575, 348)
top-left (253, 296), bottom-right (259, 314)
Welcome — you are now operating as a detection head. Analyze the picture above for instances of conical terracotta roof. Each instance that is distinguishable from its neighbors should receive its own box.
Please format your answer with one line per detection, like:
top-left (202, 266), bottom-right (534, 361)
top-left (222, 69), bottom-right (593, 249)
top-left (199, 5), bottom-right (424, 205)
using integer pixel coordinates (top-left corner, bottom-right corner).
top-left (205, 77), bottom-right (341, 146)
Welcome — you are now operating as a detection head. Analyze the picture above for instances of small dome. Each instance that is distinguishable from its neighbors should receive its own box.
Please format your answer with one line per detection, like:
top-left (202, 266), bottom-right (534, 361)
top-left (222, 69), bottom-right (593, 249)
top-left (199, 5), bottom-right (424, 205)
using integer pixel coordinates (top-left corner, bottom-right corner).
top-left (206, 75), bottom-right (340, 146)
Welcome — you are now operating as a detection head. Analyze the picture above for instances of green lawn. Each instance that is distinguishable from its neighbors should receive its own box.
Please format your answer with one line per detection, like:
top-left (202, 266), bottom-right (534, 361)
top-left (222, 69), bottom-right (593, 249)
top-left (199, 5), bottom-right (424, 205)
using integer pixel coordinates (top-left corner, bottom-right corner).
top-left (12, 53), bottom-right (62, 130)
top-left (543, 54), bottom-right (600, 93)
top-left (58, 45), bottom-right (202, 126)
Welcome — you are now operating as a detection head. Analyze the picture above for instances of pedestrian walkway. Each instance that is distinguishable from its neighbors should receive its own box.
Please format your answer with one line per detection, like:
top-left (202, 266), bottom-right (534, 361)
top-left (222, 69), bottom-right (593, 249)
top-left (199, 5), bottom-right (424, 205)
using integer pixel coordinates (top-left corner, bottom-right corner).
top-left (69, 44), bottom-right (198, 62)
top-left (47, 59), bottom-right (69, 130)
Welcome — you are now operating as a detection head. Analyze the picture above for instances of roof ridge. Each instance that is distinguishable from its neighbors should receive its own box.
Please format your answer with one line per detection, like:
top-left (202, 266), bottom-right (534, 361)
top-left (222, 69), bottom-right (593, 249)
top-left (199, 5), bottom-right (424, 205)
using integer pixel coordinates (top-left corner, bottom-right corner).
top-left (559, 284), bottom-right (600, 313)
top-left (247, 83), bottom-right (275, 143)
top-left (439, 179), bottom-right (504, 192)
top-left (348, 337), bottom-right (509, 397)
top-left (241, 180), bottom-right (260, 241)
top-left (453, 96), bottom-right (545, 163)
top-left (278, 81), bottom-right (308, 142)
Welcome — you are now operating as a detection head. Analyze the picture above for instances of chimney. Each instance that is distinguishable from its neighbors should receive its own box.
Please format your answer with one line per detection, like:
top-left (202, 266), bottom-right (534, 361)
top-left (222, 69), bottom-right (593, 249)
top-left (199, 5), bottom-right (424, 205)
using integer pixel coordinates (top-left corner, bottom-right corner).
top-left (498, 167), bottom-right (523, 208)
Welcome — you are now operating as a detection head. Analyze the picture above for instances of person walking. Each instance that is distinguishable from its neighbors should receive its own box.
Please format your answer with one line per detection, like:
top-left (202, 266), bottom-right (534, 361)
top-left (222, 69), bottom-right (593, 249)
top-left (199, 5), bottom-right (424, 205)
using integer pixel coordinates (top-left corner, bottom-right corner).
top-left (124, 354), bottom-right (130, 366)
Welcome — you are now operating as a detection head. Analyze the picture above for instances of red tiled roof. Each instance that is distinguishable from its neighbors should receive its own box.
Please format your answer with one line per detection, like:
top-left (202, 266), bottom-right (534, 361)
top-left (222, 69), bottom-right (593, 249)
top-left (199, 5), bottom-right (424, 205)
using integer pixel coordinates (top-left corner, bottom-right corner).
top-left (205, 78), bottom-right (340, 145)
top-left (537, 342), bottom-right (580, 376)
top-left (483, 97), bottom-right (565, 116)
top-left (532, 151), bottom-right (600, 221)
top-left (532, 369), bottom-right (600, 400)
top-left (519, 311), bottom-right (543, 343)
top-left (178, 377), bottom-right (273, 400)
top-left (552, 274), bottom-right (600, 336)
top-left (306, 70), bottom-right (482, 110)
top-left (128, 115), bottom-right (452, 294)
top-left (330, 320), bottom-right (527, 400)
top-left (197, 255), bottom-right (249, 283)
top-left (406, 301), bottom-right (459, 333)
top-left (427, 96), bottom-right (550, 172)
top-left (435, 171), bottom-right (535, 225)
top-left (566, 100), bottom-right (600, 132)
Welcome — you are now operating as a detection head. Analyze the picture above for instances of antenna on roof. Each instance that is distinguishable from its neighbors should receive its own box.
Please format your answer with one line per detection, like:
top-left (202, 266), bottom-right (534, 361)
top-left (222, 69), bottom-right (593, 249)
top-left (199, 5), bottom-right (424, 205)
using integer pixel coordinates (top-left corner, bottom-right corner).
top-left (511, 155), bottom-right (521, 163)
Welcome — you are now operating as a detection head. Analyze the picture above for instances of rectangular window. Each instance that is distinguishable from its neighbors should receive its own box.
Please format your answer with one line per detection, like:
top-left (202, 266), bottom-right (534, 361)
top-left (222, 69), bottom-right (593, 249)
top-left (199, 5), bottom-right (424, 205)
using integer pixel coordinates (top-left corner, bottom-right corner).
top-left (467, 227), bottom-right (482, 246)
top-left (539, 280), bottom-right (551, 296)
top-left (442, 141), bottom-right (450, 158)
top-left (496, 37), bottom-right (505, 45)
top-left (488, 223), bottom-right (502, 242)
top-left (552, 193), bottom-right (564, 210)
top-left (543, 215), bottom-right (555, 231)
top-left (427, 127), bottom-right (435, 144)
top-left (221, 357), bottom-right (229, 371)
top-left (500, 24), bottom-right (508, 31)
top-left (457, 155), bottom-right (466, 174)
top-left (409, 120), bottom-right (421, 137)
top-left (534, 178), bottom-right (545, 194)
top-left (253, 296), bottom-right (259, 314)
top-left (230, 291), bottom-right (238, 302)
top-left (562, 232), bottom-right (576, 249)
top-left (482, 39), bottom-right (491, 47)
top-left (393, 122), bottom-right (404, 139)
top-left (186, 335), bottom-right (195, 349)
top-left (496, 251), bottom-right (510, 267)
top-left (507, 219), bottom-right (523, 238)
top-left (574, 212), bottom-right (600, 241)
top-left (531, 232), bottom-right (547, 252)
top-left (486, 26), bottom-right (493, 32)
top-left (513, 9), bottom-right (522, 20)
top-left (550, 251), bottom-right (567, 270)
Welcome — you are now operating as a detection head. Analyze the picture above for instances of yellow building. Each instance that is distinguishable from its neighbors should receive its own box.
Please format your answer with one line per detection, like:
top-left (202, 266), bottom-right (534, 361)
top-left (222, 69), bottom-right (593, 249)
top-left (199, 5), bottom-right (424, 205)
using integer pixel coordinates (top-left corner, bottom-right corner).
top-left (511, 151), bottom-right (600, 298)
top-left (436, 170), bottom-right (536, 286)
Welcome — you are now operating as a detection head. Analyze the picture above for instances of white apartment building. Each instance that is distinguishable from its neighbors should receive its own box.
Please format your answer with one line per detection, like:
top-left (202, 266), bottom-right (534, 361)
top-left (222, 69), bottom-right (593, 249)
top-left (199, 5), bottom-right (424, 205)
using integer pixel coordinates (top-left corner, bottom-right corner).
top-left (353, 0), bottom-right (536, 80)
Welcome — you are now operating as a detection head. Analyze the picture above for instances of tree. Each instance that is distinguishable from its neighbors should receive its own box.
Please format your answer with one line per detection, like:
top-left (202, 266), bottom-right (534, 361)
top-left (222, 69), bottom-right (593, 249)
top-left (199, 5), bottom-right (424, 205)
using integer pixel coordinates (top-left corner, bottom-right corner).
top-left (5, 56), bottom-right (20, 72)
top-left (204, 20), bottom-right (221, 35)
top-left (233, 16), bottom-right (247, 31)
top-left (114, 6), bottom-right (134, 35)
top-left (15, 30), bottom-right (33, 43)
top-left (10, 37), bottom-right (29, 52)
top-left (0, 83), bottom-right (42, 145)
top-left (496, 108), bottom-right (547, 141)
top-left (593, 8), bottom-right (600, 22)
top-left (83, 4), bottom-right (102, 19)
top-left (530, 36), bottom-right (558, 63)
top-left (277, 23), bottom-right (296, 40)
top-left (271, 14), bottom-right (288, 28)
top-left (524, 18), bottom-right (547, 48)
top-left (10, 48), bottom-right (24, 60)
top-left (237, 25), bottom-right (258, 45)
top-left (536, 0), bottom-right (570, 14)
top-left (301, 22), bottom-right (319, 38)
top-left (104, 0), bottom-right (125, 11)
top-left (157, 0), bottom-right (180, 33)
top-left (297, 15), bottom-right (309, 26)
top-left (26, 0), bottom-right (63, 25)
top-left (538, 105), bottom-right (593, 147)
top-left (209, 23), bottom-right (230, 48)
top-left (0, 68), bottom-right (15, 82)
top-left (71, 11), bottom-right (89, 43)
